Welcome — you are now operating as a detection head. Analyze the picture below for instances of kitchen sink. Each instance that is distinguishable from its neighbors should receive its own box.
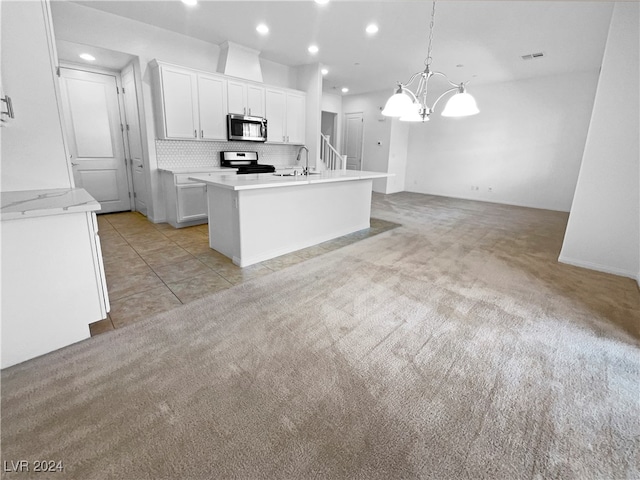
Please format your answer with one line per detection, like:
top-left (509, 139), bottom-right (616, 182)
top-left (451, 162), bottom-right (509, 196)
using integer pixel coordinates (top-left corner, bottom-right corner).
top-left (273, 172), bottom-right (321, 177)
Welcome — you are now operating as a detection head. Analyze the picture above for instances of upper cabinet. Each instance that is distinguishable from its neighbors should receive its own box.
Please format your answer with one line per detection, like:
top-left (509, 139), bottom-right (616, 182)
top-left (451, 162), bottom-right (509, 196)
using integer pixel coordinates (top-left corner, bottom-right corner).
top-left (150, 60), bottom-right (305, 144)
top-left (198, 74), bottom-right (227, 140)
top-left (151, 61), bottom-right (227, 141)
top-left (265, 88), bottom-right (306, 145)
top-left (227, 79), bottom-right (265, 117)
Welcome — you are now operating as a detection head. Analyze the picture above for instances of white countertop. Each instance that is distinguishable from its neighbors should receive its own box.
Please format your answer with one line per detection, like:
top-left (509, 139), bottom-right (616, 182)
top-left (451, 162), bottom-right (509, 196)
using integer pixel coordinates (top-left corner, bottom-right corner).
top-left (158, 167), bottom-right (236, 174)
top-left (1, 188), bottom-right (100, 221)
top-left (189, 170), bottom-right (392, 191)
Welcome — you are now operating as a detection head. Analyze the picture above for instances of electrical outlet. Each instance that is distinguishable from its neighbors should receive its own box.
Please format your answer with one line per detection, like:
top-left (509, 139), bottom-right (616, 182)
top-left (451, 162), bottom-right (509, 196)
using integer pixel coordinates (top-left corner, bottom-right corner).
top-left (488, 187), bottom-right (493, 193)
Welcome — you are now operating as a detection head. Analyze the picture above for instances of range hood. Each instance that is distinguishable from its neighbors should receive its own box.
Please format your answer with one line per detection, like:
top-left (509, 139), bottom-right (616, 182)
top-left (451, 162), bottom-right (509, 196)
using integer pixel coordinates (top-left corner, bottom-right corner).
top-left (217, 41), bottom-right (263, 83)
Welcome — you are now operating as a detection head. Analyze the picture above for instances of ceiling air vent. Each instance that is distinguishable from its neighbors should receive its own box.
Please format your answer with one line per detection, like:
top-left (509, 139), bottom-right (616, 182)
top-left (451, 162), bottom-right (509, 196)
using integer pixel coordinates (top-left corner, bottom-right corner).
top-left (521, 52), bottom-right (545, 60)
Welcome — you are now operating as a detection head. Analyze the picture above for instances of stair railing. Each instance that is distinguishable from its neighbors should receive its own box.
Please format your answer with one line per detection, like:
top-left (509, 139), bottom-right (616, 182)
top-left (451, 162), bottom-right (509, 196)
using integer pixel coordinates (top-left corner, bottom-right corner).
top-left (320, 133), bottom-right (347, 171)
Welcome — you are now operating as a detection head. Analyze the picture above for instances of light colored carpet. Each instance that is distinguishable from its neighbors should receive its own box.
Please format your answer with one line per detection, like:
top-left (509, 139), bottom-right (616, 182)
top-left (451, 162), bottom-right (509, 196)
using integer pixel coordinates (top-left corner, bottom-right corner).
top-left (2, 192), bottom-right (639, 480)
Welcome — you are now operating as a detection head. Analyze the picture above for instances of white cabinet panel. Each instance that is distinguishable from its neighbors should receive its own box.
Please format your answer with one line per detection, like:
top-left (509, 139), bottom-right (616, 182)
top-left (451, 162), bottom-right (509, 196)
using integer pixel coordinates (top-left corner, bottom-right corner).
top-left (265, 89), bottom-right (286, 143)
top-left (1, 208), bottom-right (109, 368)
top-left (177, 183), bottom-right (207, 222)
top-left (286, 92), bottom-right (306, 145)
top-left (247, 84), bottom-right (265, 117)
top-left (152, 62), bottom-right (227, 141)
top-left (227, 79), bottom-right (264, 117)
top-left (265, 88), bottom-right (306, 145)
top-left (227, 80), bottom-right (246, 115)
top-left (198, 74), bottom-right (227, 140)
top-left (161, 66), bottom-right (198, 139)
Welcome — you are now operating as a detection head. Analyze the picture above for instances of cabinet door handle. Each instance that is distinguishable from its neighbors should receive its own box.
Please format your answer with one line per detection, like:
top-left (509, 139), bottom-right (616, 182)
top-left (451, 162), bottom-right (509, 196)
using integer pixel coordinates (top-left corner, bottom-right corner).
top-left (248, 108), bottom-right (251, 115)
top-left (194, 130), bottom-right (197, 138)
top-left (201, 130), bottom-right (204, 138)
top-left (1, 95), bottom-right (14, 119)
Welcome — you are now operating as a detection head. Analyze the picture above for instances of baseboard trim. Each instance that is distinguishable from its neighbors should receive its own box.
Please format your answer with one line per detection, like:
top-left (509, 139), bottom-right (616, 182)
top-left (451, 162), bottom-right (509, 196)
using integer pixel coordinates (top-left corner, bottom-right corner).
top-left (558, 254), bottom-right (638, 280)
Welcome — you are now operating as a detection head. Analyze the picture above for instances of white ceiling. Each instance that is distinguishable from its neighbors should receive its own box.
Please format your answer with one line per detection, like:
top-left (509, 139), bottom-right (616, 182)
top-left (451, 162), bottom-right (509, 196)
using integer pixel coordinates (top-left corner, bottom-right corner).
top-left (71, 0), bottom-right (615, 96)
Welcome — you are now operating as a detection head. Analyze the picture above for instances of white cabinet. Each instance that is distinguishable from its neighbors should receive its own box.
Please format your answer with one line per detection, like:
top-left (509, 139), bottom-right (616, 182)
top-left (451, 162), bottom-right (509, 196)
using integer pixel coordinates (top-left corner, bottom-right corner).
top-left (227, 79), bottom-right (265, 117)
top-left (198, 74), bottom-right (227, 140)
top-left (155, 64), bottom-right (198, 139)
top-left (285, 92), bottom-right (306, 144)
top-left (176, 183), bottom-right (208, 222)
top-left (151, 62), bottom-right (227, 141)
top-left (265, 89), bottom-right (286, 143)
top-left (265, 88), bottom-right (306, 145)
top-left (161, 169), bottom-right (233, 228)
top-left (1, 189), bottom-right (109, 368)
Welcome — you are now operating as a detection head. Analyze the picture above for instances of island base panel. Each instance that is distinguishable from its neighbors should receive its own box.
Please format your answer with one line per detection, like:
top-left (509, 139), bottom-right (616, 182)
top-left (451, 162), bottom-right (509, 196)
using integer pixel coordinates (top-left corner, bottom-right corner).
top-left (207, 179), bottom-right (373, 267)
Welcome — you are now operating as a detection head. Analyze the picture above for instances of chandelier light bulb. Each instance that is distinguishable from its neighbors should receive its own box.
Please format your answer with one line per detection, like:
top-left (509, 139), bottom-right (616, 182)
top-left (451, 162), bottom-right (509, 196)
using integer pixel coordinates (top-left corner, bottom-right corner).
top-left (308, 45), bottom-right (319, 54)
top-left (381, 91), bottom-right (414, 117)
top-left (441, 92), bottom-right (480, 117)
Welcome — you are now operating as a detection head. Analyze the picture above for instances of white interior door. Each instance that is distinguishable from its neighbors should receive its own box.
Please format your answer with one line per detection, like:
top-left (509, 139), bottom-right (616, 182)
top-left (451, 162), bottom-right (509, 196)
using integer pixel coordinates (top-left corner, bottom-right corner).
top-left (121, 63), bottom-right (147, 215)
top-left (344, 112), bottom-right (364, 170)
top-left (60, 68), bottom-right (131, 213)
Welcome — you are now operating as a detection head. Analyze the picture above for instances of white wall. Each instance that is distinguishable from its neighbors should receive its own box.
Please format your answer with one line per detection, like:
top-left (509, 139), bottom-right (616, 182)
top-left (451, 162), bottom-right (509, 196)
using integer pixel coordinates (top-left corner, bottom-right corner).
top-left (404, 71), bottom-right (599, 211)
top-left (387, 119), bottom-right (408, 194)
top-left (1, 1), bottom-right (72, 192)
top-left (261, 58), bottom-right (297, 90)
top-left (560, 2), bottom-right (639, 281)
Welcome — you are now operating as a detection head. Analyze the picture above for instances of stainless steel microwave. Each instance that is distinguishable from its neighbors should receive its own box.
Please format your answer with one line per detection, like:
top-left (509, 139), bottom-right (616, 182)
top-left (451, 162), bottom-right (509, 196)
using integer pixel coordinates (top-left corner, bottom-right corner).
top-left (227, 114), bottom-right (267, 142)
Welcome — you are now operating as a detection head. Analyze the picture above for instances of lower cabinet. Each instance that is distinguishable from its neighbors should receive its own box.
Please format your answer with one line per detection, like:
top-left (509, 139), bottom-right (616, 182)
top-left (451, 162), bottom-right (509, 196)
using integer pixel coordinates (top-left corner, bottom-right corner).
top-left (176, 183), bottom-right (208, 223)
top-left (162, 170), bottom-right (219, 228)
top-left (1, 206), bottom-right (110, 368)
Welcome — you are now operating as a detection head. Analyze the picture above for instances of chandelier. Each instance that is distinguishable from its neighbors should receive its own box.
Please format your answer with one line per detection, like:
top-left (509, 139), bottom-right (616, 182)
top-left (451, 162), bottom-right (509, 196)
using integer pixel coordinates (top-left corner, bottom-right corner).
top-left (382, 1), bottom-right (479, 122)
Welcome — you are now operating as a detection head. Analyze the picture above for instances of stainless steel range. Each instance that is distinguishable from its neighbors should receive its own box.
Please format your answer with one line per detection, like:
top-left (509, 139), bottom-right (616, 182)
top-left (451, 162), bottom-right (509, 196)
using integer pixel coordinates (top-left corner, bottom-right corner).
top-left (220, 151), bottom-right (275, 175)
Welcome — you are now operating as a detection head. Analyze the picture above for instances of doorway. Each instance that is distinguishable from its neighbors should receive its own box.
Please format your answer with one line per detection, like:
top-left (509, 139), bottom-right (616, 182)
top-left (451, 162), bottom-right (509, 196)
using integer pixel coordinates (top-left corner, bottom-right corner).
top-left (120, 63), bottom-right (147, 215)
top-left (343, 112), bottom-right (364, 170)
top-left (59, 66), bottom-right (132, 213)
top-left (321, 111), bottom-right (337, 149)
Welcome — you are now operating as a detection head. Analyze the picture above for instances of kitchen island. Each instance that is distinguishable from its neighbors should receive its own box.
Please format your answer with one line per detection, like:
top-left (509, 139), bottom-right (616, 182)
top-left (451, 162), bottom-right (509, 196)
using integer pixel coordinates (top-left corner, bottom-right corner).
top-left (189, 170), bottom-right (391, 267)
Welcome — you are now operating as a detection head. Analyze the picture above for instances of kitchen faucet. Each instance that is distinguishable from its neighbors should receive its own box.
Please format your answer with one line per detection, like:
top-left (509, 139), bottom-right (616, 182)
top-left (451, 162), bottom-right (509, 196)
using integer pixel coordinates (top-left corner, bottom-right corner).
top-left (296, 146), bottom-right (310, 176)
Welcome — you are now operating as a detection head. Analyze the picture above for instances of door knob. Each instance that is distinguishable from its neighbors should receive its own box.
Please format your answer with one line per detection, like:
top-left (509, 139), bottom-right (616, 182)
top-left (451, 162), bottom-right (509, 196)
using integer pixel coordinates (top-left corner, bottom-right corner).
top-left (71, 162), bottom-right (78, 166)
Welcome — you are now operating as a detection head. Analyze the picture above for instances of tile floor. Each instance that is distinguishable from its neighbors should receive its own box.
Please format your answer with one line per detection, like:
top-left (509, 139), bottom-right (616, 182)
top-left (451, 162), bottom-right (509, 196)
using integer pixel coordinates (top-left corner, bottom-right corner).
top-left (90, 212), bottom-right (399, 336)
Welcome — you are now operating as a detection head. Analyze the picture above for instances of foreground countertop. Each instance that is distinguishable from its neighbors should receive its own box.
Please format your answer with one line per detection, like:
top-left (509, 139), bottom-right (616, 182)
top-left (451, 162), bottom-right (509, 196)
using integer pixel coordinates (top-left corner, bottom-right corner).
top-left (1, 188), bottom-right (100, 221)
top-left (189, 170), bottom-right (392, 191)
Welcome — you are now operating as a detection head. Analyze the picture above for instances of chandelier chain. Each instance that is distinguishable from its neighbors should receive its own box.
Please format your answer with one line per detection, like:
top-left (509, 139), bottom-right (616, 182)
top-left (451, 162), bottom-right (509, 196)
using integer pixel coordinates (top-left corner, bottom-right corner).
top-left (425, 0), bottom-right (436, 67)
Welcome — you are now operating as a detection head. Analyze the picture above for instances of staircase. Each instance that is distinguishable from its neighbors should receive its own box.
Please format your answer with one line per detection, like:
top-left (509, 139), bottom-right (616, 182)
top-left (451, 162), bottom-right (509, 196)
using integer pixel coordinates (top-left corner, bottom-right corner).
top-left (320, 133), bottom-right (347, 171)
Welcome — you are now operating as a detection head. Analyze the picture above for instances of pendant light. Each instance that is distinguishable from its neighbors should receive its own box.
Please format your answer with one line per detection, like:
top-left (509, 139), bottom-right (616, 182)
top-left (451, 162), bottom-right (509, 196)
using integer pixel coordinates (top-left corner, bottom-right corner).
top-left (382, 1), bottom-right (479, 122)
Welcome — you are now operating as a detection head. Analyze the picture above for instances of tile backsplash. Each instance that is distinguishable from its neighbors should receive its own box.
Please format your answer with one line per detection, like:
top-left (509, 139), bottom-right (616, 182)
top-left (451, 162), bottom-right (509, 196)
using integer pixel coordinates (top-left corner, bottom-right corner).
top-left (156, 140), bottom-right (301, 169)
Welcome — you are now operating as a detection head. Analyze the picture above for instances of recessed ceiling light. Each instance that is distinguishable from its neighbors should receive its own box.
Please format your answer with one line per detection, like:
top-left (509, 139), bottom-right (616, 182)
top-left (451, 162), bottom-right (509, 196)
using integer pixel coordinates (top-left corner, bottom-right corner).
top-left (321, 68), bottom-right (329, 76)
top-left (79, 53), bottom-right (95, 61)
top-left (181, 0), bottom-right (197, 5)
top-left (341, 87), bottom-right (349, 93)
top-left (256, 24), bottom-right (269, 35)
top-left (365, 24), bottom-right (379, 34)
top-left (308, 45), bottom-right (319, 54)
top-left (315, 0), bottom-right (329, 4)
